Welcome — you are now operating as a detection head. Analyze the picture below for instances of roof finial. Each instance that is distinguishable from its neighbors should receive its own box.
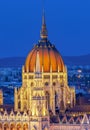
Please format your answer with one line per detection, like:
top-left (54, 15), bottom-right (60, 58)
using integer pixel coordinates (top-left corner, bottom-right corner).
top-left (40, 7), bottom-right (48, 39)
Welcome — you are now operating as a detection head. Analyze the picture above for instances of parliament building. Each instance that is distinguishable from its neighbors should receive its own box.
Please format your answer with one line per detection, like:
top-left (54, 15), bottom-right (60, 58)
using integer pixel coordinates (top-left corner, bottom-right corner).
top-left (0, 12), bottom-right (90, 130)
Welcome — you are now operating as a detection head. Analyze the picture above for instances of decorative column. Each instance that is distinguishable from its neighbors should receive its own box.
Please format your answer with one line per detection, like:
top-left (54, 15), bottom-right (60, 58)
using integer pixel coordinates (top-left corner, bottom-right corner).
top-left (20, 89), bottom-right (23, 111)
top-left (14, 87), bottom-right (18, 111)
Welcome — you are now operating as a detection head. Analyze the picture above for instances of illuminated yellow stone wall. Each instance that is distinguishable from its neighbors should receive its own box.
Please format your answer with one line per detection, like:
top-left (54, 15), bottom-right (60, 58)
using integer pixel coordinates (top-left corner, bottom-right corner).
top-left (14, 63), bottom-right (75, 114)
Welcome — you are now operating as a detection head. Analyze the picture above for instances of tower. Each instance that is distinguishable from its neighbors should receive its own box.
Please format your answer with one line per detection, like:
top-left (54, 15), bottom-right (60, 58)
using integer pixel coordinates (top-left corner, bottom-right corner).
top-left (14, 7), bottom-right (75, 114)
top-left (29, 51), bottom-right (50, 130)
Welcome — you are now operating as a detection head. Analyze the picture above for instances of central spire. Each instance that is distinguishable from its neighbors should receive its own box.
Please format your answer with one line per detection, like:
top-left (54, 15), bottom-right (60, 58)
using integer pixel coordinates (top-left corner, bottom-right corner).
top-left (40, 9), bottom-right (48, 39)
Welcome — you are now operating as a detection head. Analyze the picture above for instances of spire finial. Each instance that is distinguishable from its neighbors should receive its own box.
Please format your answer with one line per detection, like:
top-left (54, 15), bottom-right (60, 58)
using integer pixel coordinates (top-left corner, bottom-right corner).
top-left (40, 7), bottom-right (48, 39)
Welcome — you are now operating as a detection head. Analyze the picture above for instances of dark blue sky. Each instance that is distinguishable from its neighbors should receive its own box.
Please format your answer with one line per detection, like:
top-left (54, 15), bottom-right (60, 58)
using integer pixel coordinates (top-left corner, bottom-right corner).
top-left (0, 0), bottom-right (90, 58)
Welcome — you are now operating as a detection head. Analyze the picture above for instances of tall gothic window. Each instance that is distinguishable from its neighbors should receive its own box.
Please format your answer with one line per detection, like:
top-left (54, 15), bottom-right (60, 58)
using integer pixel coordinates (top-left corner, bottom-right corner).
top-left (18, 101), bottom-right (21, 109)
top-left (45, 92), bottom-right (50, 110)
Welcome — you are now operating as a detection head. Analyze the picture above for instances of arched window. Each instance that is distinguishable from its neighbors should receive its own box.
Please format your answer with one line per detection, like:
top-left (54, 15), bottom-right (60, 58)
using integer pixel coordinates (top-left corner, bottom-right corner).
top-left (23, 124), bottom-right (28, 130)
top-left (18, 101), bottom-right (21, 109)
top-left (45, 92), bottom-right (50, 110)
top-left (17, 124), bottom-right (22, 130)
top-left (10, 124), bottom-right (15, 130)
top-left (55, 91), bottom-right (58, 108)
top-left (4, 124), bottom-right (9, 130)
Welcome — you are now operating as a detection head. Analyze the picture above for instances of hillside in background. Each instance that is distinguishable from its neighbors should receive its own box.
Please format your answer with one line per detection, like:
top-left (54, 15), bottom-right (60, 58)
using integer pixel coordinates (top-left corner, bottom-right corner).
top-left (0, 54), bottom-right (90, 67)
top-left (0, 57), bottom-right (25, 67)
top-left (63, 54), bottom-right (90, 66)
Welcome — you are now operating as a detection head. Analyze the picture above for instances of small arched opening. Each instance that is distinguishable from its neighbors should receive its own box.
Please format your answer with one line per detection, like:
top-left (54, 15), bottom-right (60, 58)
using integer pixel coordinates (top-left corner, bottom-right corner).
top-left (17, 124), bottom-right (22, 130)
top-left (4, 124), bottom-right (9, 130)
top-left (10, 124), bottom-right (15, 130)
top-left (23, 124), bottom-right (28, 130)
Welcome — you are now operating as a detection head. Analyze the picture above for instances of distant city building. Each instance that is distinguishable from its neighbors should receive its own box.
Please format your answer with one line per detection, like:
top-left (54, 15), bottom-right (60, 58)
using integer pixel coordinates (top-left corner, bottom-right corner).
top-left (0, 11), bottom-right (90, 130)
top-left (0, 90), bottom-right (3, 105)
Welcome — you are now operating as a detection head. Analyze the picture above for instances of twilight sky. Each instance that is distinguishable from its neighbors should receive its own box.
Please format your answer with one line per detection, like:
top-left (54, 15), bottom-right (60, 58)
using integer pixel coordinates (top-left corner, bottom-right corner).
top-left (0, 0), bottom-right (90, 58)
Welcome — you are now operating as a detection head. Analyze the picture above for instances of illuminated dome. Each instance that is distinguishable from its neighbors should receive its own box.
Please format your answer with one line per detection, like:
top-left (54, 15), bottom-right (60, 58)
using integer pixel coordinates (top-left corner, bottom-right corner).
top-left (24, 13), bottom-right (65, 73)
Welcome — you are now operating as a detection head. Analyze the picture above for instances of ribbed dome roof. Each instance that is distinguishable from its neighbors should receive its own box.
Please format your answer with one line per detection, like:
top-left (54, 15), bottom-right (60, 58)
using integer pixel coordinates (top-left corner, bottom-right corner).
top-left (24, 12), bottom-right (65, 73)
top-left (24, 40), bottom-right (65, 73)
